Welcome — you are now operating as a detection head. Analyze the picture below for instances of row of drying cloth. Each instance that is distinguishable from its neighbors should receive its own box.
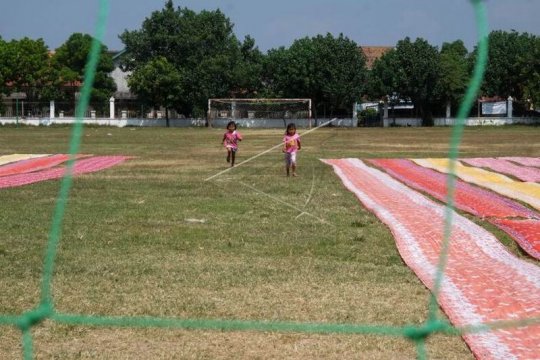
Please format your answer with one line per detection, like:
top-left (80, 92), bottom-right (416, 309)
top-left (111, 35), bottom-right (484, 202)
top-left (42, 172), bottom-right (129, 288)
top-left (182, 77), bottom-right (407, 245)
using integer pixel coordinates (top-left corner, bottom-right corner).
top-left (369, 158), bottom-right (540, 260)
top-left (325, 158), bottom-right (540, 360)
top-left (0, 154), bottom-right (129, 188)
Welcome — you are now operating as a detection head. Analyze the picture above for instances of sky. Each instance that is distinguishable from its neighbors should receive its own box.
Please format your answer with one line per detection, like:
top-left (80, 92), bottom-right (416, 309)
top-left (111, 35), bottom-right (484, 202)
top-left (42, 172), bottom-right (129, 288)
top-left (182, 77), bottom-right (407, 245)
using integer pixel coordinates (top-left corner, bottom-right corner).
top-left (1, 0), bottom-right (539, 52)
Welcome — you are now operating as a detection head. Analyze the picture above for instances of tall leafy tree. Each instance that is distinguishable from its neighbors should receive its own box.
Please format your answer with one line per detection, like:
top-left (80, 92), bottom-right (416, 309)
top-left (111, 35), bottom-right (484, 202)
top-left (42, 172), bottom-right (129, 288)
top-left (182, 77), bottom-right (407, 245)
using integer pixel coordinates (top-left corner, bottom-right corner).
top-left (120, 0), bottom-right (260, 117)
top-left (365, 49), bottom-right (402, 124)
top-left (436, 40), bottom-right (470, 116)
top-left (127, 57), bottom-right (182, 126)
top-left (49, 33), bottom-right (116, 107)
top-left (366, 49), bottom-right (400, 101)
top-left (231, 35), bottom-right (264, 97)
top-left (263, 33), bottom-right (367, 117)
top-left (468, 30), bottom-right (540, 115)
top-left (262, 46), bottom-right (290, 98)
top-left (367, 37), bottom-right (440, 125)
top-left (480, 30), bottom-right (515, 98)
top-left (520, 36), bottom-right (540, 111)
top-left (0, 37), bottom-right (7, 114)
top-left (0, 36), bottom-right (8, 96)
top-left (1, 37), bottom-right (50, 102)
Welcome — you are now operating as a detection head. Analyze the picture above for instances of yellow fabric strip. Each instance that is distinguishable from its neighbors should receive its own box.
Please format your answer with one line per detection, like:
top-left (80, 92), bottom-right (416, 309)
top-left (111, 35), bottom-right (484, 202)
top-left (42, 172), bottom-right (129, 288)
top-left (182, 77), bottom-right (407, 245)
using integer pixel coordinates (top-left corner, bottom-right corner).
top-left (0, 154), bottom-right (50, 166)
top-left (413, 158), bottom-right (540, 211)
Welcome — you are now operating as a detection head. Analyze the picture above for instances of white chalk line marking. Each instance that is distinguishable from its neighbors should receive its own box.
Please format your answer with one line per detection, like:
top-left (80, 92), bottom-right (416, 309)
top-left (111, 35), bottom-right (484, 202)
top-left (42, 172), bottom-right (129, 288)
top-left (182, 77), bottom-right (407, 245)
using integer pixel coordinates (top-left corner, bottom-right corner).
top-left (238, 181), bottom-right (333, 226)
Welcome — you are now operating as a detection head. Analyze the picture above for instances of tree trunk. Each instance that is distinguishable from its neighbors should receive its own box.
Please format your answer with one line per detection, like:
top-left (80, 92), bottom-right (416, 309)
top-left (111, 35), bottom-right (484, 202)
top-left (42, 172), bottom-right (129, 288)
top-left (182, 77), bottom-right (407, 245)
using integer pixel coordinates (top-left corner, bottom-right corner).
top-left (165, 107), bottom-right (170, 127)
top-left (420, 102), bottom-right (434, 127)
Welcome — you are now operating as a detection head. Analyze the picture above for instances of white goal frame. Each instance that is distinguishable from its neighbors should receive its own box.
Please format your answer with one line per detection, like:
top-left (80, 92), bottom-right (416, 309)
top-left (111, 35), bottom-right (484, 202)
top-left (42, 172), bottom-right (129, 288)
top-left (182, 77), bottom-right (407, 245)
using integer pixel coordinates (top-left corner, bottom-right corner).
top-left (207, 98), bottom-right (312, 128)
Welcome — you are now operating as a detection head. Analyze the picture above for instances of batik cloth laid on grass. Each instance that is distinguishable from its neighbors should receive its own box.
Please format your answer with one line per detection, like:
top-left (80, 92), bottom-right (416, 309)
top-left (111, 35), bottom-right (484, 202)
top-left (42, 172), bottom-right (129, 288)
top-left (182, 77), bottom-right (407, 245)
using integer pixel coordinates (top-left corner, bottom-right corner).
top-left (500, 157), bottom-right (540, 168)
top-left (0, 156), bottom-right (128, 189)
top-left (0, 154), bottom-right (76, 177)
top-left (491, 219), bottom-right (540, 258)
top-left (323, 158), bottom-right (540, 360)
top-left (461, 157), bottom-right (540, 183)
top-left (369, 159), bottom-right (540, 260)
top-left (0, 154), bottom-right (49, 166)
top-left (413, 158), bottom-right (540, 211)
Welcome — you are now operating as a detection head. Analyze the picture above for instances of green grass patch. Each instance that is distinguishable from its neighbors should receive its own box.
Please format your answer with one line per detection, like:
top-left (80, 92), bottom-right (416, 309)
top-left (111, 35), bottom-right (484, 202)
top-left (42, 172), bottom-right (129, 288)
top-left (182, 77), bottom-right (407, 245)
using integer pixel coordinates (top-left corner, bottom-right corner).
top-left (1, 126), bottom-right (539, 358)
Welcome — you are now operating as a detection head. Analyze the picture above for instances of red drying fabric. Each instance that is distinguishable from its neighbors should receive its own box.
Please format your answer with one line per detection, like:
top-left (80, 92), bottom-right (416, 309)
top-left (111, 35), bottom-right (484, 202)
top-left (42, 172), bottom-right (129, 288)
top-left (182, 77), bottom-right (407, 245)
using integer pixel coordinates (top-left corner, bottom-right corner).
top-left (0, 156), bottom-right (128, 189)
top-left (0, 154), bottom-right (74, 177)
top-left (369, 158), bottom-right (540, 260)
top-left (491, 219), bottom-right (540, 258)
top-left (324, 158), bottom-right (540, 360)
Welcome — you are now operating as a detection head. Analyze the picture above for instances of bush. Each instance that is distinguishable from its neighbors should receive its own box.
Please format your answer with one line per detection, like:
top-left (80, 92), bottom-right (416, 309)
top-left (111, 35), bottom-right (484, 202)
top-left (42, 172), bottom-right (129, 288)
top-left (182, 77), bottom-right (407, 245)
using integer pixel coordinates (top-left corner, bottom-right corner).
top-left (358, 108), bottom-right (380, 127)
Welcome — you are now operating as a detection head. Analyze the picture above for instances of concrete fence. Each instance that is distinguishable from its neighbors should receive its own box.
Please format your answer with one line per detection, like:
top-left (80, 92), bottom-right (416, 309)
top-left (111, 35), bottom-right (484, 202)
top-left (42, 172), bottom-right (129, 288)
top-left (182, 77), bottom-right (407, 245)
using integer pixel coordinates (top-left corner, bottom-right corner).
top-left (382, 117), bottom-right (539, 127)
top-left (0, 117), bottom-right (357, 128)
top-left (0, 116), bottom-right (537, 128)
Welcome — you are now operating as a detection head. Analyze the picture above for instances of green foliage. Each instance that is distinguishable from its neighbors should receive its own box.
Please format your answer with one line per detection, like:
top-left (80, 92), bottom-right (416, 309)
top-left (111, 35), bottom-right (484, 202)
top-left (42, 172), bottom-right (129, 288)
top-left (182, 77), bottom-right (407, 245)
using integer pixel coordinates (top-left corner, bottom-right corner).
top-left (437, 40), bottom-right (470, 105)
top-left (0, 37), bottom-right (4, 114)
top-left (46, 33), bottom-right (116, 105)
top-left (521, 36), bottom-right (540, 109)
top-left (261, 46), bottom-right (289, 98)
top-left (474, 30), bottom-right (539, 102)
top-left (367, 37), bottom-right (440, 125)
top-left (119, 0), bottom-right (262, 116)
top-left (127, 57), bottom-right (182, 123)
top-left (358, 108), bottom-right (379, 126)
top-left (366, 50), bottom-right (400, 100)
top-left (263, 33), bottom-right (367, 117)
top-left (233, 35), bottom-right (264, 97)
top-left (0, 36), bottom-right (7, 96)
top-left (0, 37), bottom-right (50, 102)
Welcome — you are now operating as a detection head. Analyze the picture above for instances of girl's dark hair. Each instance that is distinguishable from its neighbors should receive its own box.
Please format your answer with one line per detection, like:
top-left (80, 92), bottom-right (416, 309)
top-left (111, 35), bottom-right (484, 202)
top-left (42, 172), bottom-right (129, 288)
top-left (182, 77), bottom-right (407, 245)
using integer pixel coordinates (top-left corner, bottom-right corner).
top-left (286, 123), bottom-right (296, 132)
top-left (226, 121), bottom-right (237, 129)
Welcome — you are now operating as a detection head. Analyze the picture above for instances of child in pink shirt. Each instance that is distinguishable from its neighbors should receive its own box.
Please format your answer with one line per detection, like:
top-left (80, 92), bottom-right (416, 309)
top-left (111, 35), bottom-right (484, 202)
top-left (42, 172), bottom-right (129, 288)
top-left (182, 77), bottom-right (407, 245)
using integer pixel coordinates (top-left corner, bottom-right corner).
top-left (282, 123), bottom-right (301, 177)
top-left (222, 121), bottom-right (243, 167)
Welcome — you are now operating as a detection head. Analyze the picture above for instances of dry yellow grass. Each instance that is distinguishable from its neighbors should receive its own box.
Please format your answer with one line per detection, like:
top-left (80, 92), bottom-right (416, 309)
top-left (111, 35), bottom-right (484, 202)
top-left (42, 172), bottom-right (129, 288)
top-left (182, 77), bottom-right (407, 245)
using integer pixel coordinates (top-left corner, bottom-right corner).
top-left (1, 125), bottom-right (539, 359)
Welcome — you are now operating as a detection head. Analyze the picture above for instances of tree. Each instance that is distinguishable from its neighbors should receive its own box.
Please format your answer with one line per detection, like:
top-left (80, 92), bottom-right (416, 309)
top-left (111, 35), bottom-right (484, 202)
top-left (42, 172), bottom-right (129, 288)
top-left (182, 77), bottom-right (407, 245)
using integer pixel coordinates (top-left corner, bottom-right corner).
top-left (476, 30), bottom-right (538, 101)
top-left (261, 46), bottom-right (290, 98)
top-left (49, 33), bottom-right (116, 107)
top-left (366, 49), bottom-right (400, 101)
top-left (263, 33), bottom-right (367, 117)
top-left (0, 36), bottom-right (8, 96)
top-left (1, 37), bottom-right (50, 102)
top-left (520, 36), bottom-right (540, 111)
top-left (231, 35), bottom-right (264, 97)
top-left (366, 49), bottom-right (402, 125)
top-left (119, 0), bottom-right (260, 117)
top-left (127, 57), bottom-right (182, 126)
top-left (436, 40), bottom-right (470, 116)
top-left (367, 37), bottom-right (440, 125)
top-left (468, 30), bottom-right (540, 115)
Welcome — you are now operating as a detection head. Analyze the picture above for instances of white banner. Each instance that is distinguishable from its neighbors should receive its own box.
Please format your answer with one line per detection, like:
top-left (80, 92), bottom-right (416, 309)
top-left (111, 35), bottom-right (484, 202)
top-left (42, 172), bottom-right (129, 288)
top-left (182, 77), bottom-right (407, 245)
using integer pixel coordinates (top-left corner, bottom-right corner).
top-left (482, 101), bottom-right (507, 115)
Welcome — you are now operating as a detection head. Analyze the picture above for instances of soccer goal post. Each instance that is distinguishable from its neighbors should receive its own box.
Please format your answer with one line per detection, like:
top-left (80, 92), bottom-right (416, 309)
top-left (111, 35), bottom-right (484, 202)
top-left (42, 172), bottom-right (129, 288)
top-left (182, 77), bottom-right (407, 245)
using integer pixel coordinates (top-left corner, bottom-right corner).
top-left (207, 98), bottom-right (312, 128)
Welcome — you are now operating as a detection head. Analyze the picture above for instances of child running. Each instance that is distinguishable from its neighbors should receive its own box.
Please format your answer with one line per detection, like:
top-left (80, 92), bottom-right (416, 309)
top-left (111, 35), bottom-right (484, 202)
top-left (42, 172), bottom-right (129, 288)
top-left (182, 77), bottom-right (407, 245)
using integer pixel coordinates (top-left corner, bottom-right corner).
top-left (282, 123), bottom-right (301, 177)
top-left (222, 121), bottom-right (243, 167)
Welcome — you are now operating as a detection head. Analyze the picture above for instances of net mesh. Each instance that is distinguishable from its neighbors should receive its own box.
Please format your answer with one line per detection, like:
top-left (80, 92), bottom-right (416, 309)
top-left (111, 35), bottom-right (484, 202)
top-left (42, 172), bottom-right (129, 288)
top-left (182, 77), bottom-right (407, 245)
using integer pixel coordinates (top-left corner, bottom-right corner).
top-left (208, 98), bottom-right (311, 121)
top-left (1, 1), bottom-right (538, 359)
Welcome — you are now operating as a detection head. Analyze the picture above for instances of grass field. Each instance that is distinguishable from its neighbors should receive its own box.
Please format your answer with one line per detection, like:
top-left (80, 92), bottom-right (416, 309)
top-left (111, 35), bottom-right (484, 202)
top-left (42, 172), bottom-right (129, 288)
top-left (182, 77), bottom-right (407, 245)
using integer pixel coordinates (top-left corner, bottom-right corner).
top-left (0, 125), bottom-right (539, 359)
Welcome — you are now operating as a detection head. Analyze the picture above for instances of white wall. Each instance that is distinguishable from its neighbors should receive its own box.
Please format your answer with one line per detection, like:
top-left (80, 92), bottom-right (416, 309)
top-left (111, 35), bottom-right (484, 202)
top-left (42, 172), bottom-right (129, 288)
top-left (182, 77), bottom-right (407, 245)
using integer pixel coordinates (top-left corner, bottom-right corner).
top-left (0, 116), bottom-right (537, 128)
